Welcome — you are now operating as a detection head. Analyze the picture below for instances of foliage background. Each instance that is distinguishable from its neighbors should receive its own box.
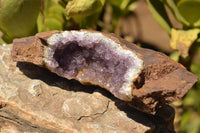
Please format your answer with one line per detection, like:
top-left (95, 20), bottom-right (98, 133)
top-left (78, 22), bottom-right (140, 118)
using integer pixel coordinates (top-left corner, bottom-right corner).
top-left (0, 0), bottom-right (200, 132)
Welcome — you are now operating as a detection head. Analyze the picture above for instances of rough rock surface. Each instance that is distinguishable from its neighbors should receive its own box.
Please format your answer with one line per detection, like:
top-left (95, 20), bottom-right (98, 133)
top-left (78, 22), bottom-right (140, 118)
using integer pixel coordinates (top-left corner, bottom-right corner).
top-left (12, 30), bottom-right (198, 113)
top-left (1, 44), bottom-right (175, 132)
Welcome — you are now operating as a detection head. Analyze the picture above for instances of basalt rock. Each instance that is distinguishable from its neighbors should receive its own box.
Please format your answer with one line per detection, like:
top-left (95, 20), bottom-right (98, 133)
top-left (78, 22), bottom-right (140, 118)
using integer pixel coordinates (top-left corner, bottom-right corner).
top-left (12, 30), bottom-right (198, 113)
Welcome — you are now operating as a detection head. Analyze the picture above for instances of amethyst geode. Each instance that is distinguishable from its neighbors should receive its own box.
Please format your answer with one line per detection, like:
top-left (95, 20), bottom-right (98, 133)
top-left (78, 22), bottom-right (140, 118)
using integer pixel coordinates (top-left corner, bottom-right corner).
top-left (12, 30), bottom-right (198, 113)
top-left (44, 31), bottom-right (143, 101)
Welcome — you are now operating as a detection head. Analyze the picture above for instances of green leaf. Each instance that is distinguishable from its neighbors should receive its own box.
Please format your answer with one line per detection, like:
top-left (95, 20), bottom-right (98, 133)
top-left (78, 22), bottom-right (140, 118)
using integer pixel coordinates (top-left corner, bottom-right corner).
top-left (37, 0), bottom-right (65, 32)
top-left (107, 0), bottom-right (125, 8)
top-left (183, 89), bottom-right (197, 107)
top-left (177, 0), bottom-right (200, 28)
top-left (45, 18), bottom-right (63, 30)
top-left (106, 0), bottom-right (137, 33)
top-left (120, 0), bottom-right (131, 11)
top-left (79, 11), bottom-right (102, 29)
top-left (147, 0), bottom-right (172, 35)
top-left (46, 13), bottom-right (64, 22)
top-left (190, 46), bottom-right (200, 78)
top-left (66, 0), bottom-right (105, 23)
top-left (161, 0), bottom-right (190, 27)
top-left (0, 0), bottom-right (41, 43)
top-left (58, 0), bottom-right (72, 8)
top-left (108, 0), bottom-right (137, 12)
top-left (169, 51), bottom-right (179, 62)
top-left (127, 1), bottom-right (137, 11)
top-left (181, 111), bottom-right (200, 133)
top-left (49, 5), bottom-right (65, 14)
top-left (180, 109), bottom-right (193, 130)
top-left (170, 28), bottom-right (200, 58)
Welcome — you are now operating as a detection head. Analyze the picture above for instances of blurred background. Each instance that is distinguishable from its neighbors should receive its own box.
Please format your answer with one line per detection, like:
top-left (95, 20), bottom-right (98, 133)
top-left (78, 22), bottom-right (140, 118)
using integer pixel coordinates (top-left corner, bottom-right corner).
top-left (0, 0), bottom-right (200, 132)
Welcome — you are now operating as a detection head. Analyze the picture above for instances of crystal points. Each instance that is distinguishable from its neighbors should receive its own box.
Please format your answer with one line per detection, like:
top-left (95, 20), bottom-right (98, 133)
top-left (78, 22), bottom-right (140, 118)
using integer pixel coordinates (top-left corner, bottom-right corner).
top-left (44, 31), bottom-right (143, 101)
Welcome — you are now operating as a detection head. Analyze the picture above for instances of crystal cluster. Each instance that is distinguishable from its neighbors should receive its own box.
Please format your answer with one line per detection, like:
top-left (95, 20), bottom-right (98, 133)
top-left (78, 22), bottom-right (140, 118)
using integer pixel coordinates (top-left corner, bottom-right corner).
top-left (44, 31), bottom-right (143, 101)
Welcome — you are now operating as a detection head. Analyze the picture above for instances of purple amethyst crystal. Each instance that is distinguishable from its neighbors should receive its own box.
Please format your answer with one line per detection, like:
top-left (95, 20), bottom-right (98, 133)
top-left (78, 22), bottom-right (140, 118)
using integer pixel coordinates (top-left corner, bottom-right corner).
top-left (44, 31), bottom-right (143, 101)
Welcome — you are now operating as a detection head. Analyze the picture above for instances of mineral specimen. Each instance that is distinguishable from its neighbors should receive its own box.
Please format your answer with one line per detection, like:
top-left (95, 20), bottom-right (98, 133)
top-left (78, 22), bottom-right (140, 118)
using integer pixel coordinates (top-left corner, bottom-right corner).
top-left (12, 30), bottom-right (198, 113)
top-left (43, 31), bottom-right (143, 101)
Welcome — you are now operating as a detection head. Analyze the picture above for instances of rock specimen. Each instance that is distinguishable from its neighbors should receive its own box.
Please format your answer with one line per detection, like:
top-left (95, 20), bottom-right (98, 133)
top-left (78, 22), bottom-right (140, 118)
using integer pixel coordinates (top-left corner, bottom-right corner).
top-left (44, 31), bottom-right (143, 101)
top-left (13, 30), bottom-right (143, 102)
top-left (1, 44), bottom-right (175, 132)
top-left (12, 30), bottom-right (198, 113)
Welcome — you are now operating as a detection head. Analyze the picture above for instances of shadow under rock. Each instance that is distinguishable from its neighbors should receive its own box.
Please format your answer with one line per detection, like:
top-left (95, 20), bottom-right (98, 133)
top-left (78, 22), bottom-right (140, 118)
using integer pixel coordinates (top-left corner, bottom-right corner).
top-left (17, 62), bottom-right (97, 94)
top-left (17, 62), bottom-right (172, 131)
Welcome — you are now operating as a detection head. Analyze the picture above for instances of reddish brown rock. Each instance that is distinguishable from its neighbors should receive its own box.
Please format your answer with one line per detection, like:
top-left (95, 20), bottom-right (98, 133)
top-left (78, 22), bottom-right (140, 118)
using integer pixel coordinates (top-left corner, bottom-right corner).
top-left (12, 31), bottom-right (61, 66)
top-left (1, 44), bottom-right (175, 132)
top-left (11, 30), bottom-right (198, 113)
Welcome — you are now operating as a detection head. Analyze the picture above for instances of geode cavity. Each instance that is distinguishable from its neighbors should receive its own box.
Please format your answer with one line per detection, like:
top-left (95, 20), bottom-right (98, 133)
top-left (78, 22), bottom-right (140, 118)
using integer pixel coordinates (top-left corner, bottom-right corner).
top-left (43, 31), bottom-right (143, 101)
